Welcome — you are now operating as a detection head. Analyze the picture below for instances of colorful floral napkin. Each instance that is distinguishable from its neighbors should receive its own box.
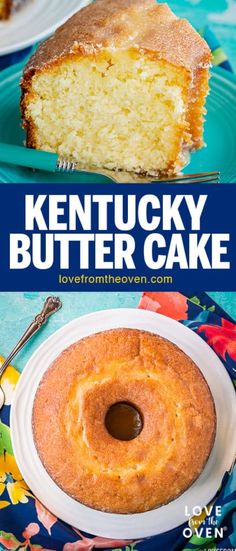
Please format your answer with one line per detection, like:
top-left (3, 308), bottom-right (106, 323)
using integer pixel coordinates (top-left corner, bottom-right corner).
top-left (199, 26), bottom-right (233, 73)
top-left (0, 291), bottom-right (235, 551)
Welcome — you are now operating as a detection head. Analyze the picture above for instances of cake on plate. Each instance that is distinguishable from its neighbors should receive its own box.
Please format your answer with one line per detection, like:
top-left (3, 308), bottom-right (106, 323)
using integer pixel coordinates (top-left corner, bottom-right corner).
top-left (33, 328), bottom-right (216, 514)
top-left (0, 0), bottom-right (27, 20)
top-left (21, 0), bottom-right (211, 178)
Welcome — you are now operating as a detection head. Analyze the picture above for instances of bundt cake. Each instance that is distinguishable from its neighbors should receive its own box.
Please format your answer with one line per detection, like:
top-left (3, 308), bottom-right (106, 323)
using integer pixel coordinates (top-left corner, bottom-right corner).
top-left (33, 328), bottom-right (216, 514)
top-left (21, 0), bottom-right (211, 178)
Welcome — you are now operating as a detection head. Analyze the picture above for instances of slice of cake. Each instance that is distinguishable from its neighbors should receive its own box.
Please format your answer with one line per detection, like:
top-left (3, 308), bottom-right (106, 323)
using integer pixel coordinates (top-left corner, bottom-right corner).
top-left (21, 0), bottom-right (211, 178)
top-left (0, 0), bottom-right (27, 20)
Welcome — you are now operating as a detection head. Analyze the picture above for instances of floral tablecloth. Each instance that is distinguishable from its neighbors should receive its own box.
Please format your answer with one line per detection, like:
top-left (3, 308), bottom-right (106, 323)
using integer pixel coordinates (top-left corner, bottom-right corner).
top-left (0, 291), bottom-right (235, 551)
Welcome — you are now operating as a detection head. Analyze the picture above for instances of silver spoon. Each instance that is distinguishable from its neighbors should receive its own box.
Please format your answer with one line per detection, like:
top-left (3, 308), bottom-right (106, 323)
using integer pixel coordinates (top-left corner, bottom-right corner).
top-left (0, 296), bottom-right (62, 410)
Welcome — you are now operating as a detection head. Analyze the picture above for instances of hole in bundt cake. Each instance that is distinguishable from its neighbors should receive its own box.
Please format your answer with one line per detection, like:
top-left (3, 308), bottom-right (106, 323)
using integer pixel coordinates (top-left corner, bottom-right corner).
top-left (105, 401), bottom-right (143, 441)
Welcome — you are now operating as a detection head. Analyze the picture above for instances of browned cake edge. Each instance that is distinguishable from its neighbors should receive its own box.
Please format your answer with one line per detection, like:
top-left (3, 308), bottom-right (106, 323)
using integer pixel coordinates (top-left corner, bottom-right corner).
top-left (22, 0), bottom-right (211, 76)
top-left (0, 0), bottom-right (12, 19)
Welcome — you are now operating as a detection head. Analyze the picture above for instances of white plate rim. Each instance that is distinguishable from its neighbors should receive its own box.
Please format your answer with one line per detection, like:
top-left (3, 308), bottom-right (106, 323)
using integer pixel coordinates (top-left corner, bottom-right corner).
top-left (0, 0), bottom-right (91, 56)
top-left (10, 308), bottom-right (236, 539)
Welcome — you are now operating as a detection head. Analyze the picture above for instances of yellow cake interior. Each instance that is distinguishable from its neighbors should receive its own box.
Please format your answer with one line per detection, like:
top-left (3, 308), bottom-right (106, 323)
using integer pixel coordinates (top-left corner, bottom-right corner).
top-left (24, 49), bottom-right (193, 176)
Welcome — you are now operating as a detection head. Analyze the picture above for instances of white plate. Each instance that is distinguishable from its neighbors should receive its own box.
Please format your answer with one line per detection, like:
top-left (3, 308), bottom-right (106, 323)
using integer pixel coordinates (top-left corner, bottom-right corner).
top-left (11, 308), bottom-right (236, 539)
top-left (0, 0), bottom-right (91, 56)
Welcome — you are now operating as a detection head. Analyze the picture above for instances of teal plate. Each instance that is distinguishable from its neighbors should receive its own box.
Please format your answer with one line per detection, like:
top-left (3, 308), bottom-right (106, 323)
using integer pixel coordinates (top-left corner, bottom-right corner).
top-left (0, 61), bottom-right (236, 183)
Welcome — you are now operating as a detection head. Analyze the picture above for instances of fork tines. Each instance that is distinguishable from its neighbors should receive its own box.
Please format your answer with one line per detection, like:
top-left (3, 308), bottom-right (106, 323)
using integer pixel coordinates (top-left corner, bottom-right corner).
top-left (159, 171), bottom-right (220, 184)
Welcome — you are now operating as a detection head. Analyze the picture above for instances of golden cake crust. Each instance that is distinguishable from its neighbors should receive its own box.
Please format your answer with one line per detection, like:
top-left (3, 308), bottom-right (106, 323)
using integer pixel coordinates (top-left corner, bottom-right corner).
top-left (33, 328), bottom-right (216, 514)
top-left (21, 0), bottom-right (211, 176)
top-left (0, 0), bottom-right (27, 19)
top-left (23, 0), bottom-right (211, 77)
top-left (0, 0), bottom-right (11, 19)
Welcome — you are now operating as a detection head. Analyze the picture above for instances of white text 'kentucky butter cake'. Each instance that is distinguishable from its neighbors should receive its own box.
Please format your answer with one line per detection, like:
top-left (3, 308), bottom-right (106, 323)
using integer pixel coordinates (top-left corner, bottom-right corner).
top-left (21, 0), bottom-right (211, 178)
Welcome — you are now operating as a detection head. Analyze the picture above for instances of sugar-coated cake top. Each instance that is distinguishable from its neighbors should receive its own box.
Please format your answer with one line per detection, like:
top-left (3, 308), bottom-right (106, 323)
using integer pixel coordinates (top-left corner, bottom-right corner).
top-left (23, 0), bottom-right (211, 78)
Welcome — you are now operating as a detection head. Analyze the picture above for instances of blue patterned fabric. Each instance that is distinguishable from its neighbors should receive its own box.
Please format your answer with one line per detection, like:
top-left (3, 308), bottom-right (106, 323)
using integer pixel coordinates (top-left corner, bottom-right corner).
top-left (0, 47), bottom-right (32, 71)
top-left (0, 292), bottom-right (235, 550)
top-left (199, 26), bottom-right (233, 73)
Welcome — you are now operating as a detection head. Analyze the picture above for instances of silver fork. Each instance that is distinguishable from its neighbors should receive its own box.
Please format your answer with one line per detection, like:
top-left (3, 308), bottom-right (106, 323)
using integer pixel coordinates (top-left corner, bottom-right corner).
top-left (0, 296), bottom-right (62, 411)
top-left (101, 170), bottom-right (221, 183)
top-left (56, 162), bottom-right (220, 184)
top-left (156, 171), bottom-right (220, 184)
top-left (0, 144), bottom-right (220, 183)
